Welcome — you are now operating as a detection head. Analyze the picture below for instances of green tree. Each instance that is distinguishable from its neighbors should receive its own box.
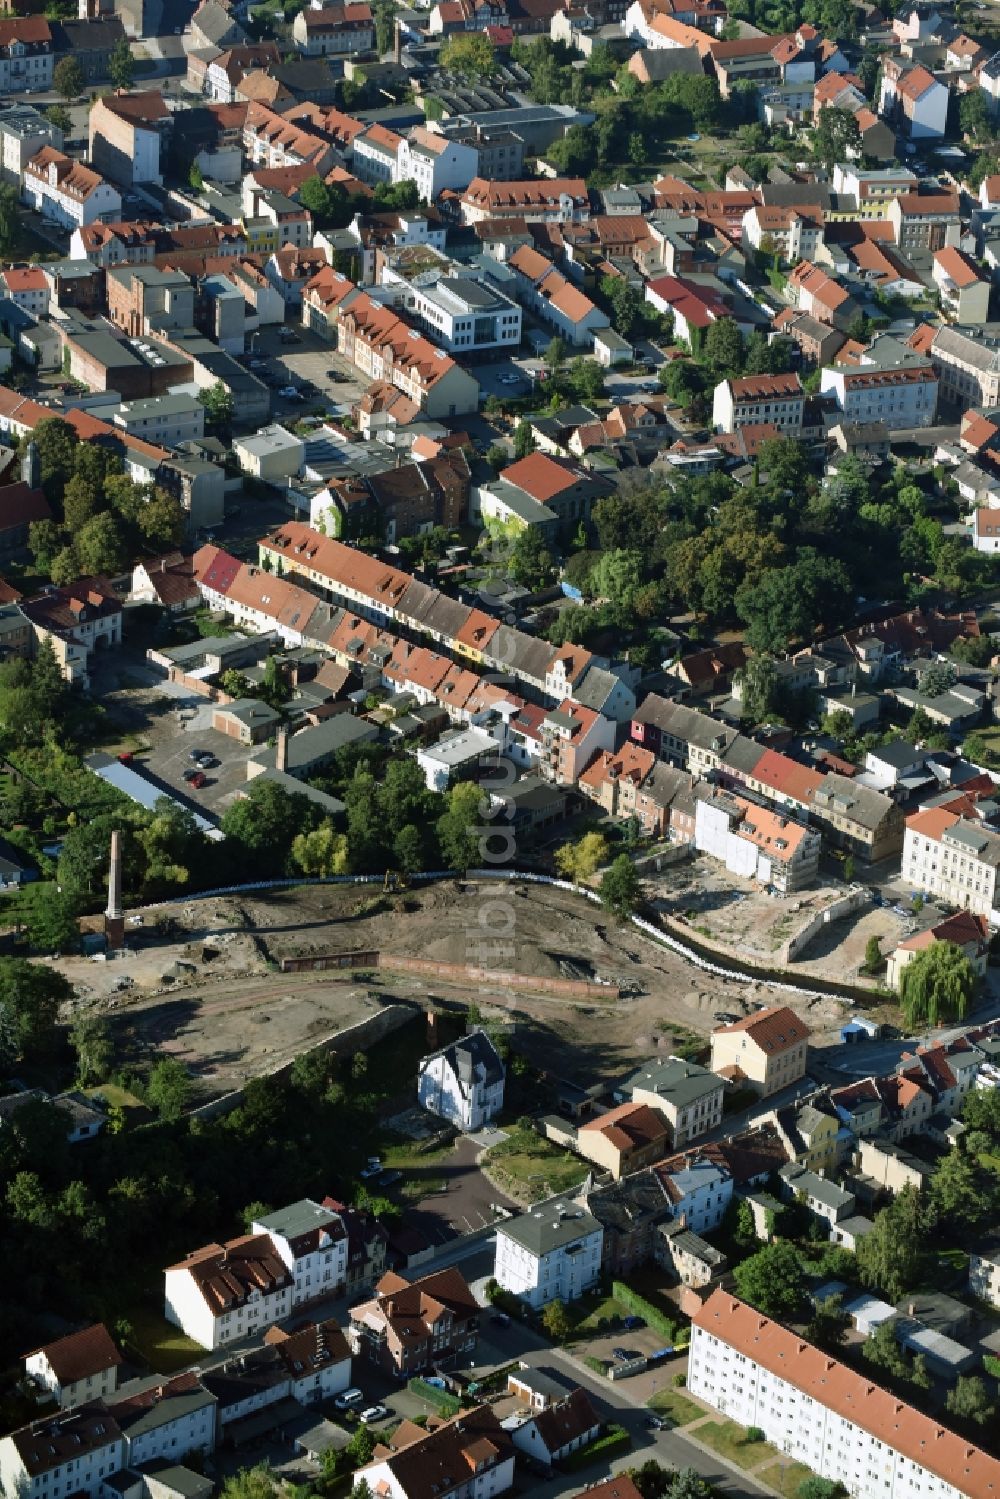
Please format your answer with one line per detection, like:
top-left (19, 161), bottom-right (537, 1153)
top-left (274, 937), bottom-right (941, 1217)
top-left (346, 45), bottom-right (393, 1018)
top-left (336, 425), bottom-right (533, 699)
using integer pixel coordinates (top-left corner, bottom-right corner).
top-left (963, 1088), bottom-right (1000, 1142)
top-left (736, 653), bottom-right (776, 723)
top-left (290, 822), bottom-right (349, 877)
top-left (146, 1058), bottom-right (192, 1122)
top-left (188, 160), bottom-right (204, 192)
top-left (54, 55), bottom-right (83, 99)
top-left (26, 416), bottom-right (78, 505)
top-left (863, 934), bottom-right (883, 973)
top-left (599, 854), bottom-right (641, 920)
top-left (508, 526), bottom-right (554, 589)
top-left (76, 512), bottom-right (128, 575)
top-left (222, 780), bottom-right (319, 877)
top-left (919, 660), bottom-right (957, 698)
top-left (439, 32), bottom-right (496, 77)
top-left (220, 1467), bottom-right (280, 1499)
top-left (21, 883), bottom-right (79, 955)
top-left (927, 1141), bottom-right (997, 1240)
top-left (486, 443), bottom-right (508, 472)
top-left (513, 420), bottom-right (534, 460)
top-left (555, 830), bottom-right (609, 883)
top-left (806, 1293), bottom-right (849, 1351)
top-left (899, 941), bottom-right (975, 1028)
top-left (109, 36), bottom-right (135, 88)
top-left (798, 1482), bottom-right (843, 1499)
top-left (541, 1298), bottom-right (573, 1340)
top-left (960, 90), bottom-right (992, 142)
top-left (812, 106), bottom-right (862, 169)
top-left (436, 781), bottom-right (482, 872)
top-left (138, 489), bottom-right (185, 550)
top-left (732, 1239), bottom-right (808, 1319)
top-left (347, 1425), bottom-right (376, 1466)
top-left (198, 381), bottom-right (236, 436)
top-left (0, 182), bottom-right (19, 259)
top-left (704, 317), bottom-right (743, 377)
top-left (592, 548), bottom-right (644, 611)
top-left (299, 173), bottom-right (343, 225)
top-left (45, 103), bottom-right (71, 134)
top-left (544, 336), bottom-right (566, 373)
top-left (70, 1013), bottom-right (112, 1087)
top-left (0, 959), bottom-right (72, 1061)
top-left (855, 1185), bottom-right (929, 1301)
top-left (946, 1374), bottom-right (995, 1427)
top-left (862, 1318), bottom-right (909, 1380)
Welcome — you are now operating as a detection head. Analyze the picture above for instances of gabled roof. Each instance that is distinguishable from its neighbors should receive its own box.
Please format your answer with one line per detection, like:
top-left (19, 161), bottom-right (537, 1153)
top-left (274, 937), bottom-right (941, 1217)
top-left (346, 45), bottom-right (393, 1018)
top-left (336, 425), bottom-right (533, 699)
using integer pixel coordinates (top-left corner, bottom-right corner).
top-left (713, 1004), bottom-right (809, 1054)
top-left (25, 1324), bottom-right (121, 1385)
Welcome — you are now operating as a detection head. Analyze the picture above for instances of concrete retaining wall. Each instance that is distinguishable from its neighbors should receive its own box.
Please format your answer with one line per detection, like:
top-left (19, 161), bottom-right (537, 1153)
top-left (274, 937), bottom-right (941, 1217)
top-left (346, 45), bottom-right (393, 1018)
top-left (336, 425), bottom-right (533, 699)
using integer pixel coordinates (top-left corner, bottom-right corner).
top-left (781, 887), bottom-right (871, 965)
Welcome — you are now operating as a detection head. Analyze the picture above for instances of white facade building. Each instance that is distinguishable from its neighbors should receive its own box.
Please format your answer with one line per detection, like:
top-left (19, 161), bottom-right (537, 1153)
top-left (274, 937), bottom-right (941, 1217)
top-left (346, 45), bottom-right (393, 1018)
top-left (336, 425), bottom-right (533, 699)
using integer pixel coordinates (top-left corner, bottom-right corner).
top-left (656, 1155), bottom-right (732, 1233)
top-left (689, 1290), bottom-right (1000, 1499)
top-left (392, 273), bottom-right (522, 356)
top-left (819, 365), bottom-right (938, 428)
top-left (250, 1199), bottom-right (349, 1305)
top-left (0, 1411), bottom-right (125, 1499)
top-left (108, 1376), bottom-right (216, 1468)
top-left (110, 394), bottom-right (205, 448)
top-left (493, 1199), bottom-right (603, 1309)
top-left (417, 1030), bottom-right (505, 1131)
top-left (901, 806), bottom-right (1000, 920)
top-left (23, 1326), bottom-right (121, 1413)
top-left (163, 1234), bottom-right (294, 1351)
top-left (397, 128), bottom-right (479, 201)
top-left (22, 148), bottom-right (121, 229)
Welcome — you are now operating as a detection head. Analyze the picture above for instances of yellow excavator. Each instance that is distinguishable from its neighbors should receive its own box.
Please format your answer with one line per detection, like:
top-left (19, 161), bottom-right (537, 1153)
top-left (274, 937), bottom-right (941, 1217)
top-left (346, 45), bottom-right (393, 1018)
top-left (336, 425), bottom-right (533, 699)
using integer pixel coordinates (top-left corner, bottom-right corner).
top-left (383, 869), bottom-right (409, 893)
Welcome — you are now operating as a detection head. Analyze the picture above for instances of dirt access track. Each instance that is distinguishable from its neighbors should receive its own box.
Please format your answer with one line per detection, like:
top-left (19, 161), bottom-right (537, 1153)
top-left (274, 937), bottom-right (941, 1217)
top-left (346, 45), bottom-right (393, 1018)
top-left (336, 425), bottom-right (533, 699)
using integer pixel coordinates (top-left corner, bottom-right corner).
top-left (57, 881), bottom-right (852, 1099)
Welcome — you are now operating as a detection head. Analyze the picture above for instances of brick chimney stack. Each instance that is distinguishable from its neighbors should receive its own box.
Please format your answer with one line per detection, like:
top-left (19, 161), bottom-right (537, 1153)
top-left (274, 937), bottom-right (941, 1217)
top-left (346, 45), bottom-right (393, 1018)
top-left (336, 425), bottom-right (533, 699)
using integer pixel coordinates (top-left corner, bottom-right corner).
top-left (276, 728), bottom-right (289, 773)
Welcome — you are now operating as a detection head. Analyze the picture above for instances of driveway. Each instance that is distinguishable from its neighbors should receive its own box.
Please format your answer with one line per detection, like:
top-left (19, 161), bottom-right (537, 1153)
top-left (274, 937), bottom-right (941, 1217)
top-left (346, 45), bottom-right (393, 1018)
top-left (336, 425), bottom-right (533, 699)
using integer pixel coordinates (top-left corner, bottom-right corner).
top-left (399, 1135), bottom-right (519, 1247)
top-left (131, 705), bottom-right (259, 819)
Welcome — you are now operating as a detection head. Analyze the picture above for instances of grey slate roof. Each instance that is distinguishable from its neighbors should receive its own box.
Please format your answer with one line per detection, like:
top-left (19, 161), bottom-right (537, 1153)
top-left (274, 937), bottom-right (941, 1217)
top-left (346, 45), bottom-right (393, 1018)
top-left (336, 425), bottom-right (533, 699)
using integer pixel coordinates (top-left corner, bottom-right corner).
top-left (499, 1198), bottom-right (601, 1257)
top-left (619, 1056), bottom-right (722, 1109)
top-left (422, 1029), bottom-right (504, 1099)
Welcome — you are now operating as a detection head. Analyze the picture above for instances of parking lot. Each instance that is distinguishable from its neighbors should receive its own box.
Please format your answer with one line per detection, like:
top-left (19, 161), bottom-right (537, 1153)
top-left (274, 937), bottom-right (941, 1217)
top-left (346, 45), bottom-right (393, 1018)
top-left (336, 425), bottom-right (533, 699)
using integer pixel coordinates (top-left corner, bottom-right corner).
top-left (133, 699), bottom-right (258, 819)
top-left (399, 1135), bottom-right (520, 1247)
top-left (245, 324), bottom-right (372, 423)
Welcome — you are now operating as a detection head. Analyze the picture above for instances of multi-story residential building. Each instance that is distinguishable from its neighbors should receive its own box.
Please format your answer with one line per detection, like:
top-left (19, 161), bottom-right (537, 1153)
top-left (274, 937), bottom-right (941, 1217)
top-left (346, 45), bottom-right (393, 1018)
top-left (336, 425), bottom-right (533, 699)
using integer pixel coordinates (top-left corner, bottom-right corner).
top-left (508, 244), bottom-right (610, 347)
top-left (348, 1267), bottom-right (479, 1376)
top-left (21, 579), bottom-right (122, 689)
top-left (631, 693), bottom-right (741, 776)
top-left (932, 325), bottom-right (1000, 410)
top-left (820, 363), bottom-right (937, 429)
top-left (886, 910), bottom-right (990, 992)
top-left (163, 1234), bottom-right (294, 1351)
top-left (901, 800), bottom-right (1000, 919)
top-left (0, 102), bottom-right (61, 185)
top-left (106, 1374), bottom-right (216, 1468)
top-left (110, 394), bottom-right (205, 448)
top-left (242, 101), bottom-right (337, 173)
top-left (695, 791), bottom-right (822, 893)
top-left (615, 1057), bottom-right (725, 1147)
top-left (106, 264), bottom-right (194, 337)
top-left (397, 127), bottom-right (479, 201)
top-left (88, 91), bottom-right (168, 187)
top-left (292, 0), bottom-right (373, 54)
top-left (22, 147), bottom-right (121, 229)
top-left (417, 1030), bottom-right (505, 1132)
top-left (932, 246), bottom-right (990, 323)
top-left (250, 1198), bottom-right (349, 1305)
top-left (431, 120), bottom-right (525, 181)
top-left (459, 176), bottom-right (591, 225)
top-left (540, 699), bottom-right (616, 786)
top-left (879, 55), bottom-right (948, 138)
top-left (352, 122), bottom-right (404, 185)
top-left (0, 265), bottom-right (48, 318)
top-left (831, 163), bottom-right (917, 203)
top-left (741, 203), bottom-right (823, 261)
top-left (357, 1405), bottom-right (515, 1499)
top-left (494, 1197), bottom-right (603, 1308)
top-left (205, 1317), bottom-right (352, 1424)
top-left (0, 1411), bottom-right (124, 1499)
top-left (23, 1326), bottom-right (121, 1412)
top-left (888, 190), bottom-right (960, 252)
top-left (653, 1151), bottom-right (733, 1233)
top-left (969, 1242), bottom-right (1000, 1308)
top-left (576, 1103), bottom-right (670, 1180)
top-left (337, 287), bottom-right (480, 417)
top-left (710, 1005), bottom-right (809, 1097)
top-left (689, 1290), bottom-right (1000, 1499)
top-left (712, 372), bottom-right (804, 434)
top-left (0, 18), bottom-right (53, 95)
top-left (786, 260), bottom-right (856, 330)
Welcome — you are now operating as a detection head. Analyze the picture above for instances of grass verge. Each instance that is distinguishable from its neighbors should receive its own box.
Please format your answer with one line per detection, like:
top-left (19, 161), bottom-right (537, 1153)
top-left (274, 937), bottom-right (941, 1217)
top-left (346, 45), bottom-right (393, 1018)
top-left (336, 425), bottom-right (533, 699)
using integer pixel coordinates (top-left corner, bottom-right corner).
top-left (123, 1305), bottom-right (206, 1373)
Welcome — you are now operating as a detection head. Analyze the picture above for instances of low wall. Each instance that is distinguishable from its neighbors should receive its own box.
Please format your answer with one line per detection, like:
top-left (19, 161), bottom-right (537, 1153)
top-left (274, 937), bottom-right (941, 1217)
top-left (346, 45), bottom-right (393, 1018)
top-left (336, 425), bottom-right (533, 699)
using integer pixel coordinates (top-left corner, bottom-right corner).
top-left (186, 1001), bottom-right (417, 1121)
top-left (279, 949), bottom-right (619, 1000)
top-left (781, 887), bottom-right (872, 965)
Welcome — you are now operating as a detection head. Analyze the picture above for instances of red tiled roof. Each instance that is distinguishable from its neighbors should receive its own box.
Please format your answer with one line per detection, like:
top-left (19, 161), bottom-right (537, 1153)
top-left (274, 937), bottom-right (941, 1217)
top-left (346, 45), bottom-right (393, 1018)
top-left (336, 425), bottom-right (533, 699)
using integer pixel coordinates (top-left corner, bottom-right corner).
top-left (713, 1004), bottom-right (808, 1053)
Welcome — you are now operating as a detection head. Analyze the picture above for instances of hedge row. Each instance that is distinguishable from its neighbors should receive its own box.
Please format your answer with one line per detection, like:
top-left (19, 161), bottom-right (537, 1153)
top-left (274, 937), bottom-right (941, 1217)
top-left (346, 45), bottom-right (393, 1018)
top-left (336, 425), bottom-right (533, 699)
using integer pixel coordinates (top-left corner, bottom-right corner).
top-left (409, 1378), bottom-right (462, 1417)
top-left (612, 1280), bottom-right (676, 1342)
top-left (562, 1425), bottom-right (631, 1473)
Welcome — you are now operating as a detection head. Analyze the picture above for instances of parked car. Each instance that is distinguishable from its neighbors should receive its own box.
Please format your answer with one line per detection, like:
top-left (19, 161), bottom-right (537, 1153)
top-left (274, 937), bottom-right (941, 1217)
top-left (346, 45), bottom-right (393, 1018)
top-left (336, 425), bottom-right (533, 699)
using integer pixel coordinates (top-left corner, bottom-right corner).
top-left (117, 751), bottom-right (134, 764)
top-left (622, 1315), bottom-right (645, 1330)
top-left (491, 1313), bottom-right (511, 1327)
top-left (359, 1156), bottom-right (382, 1180)
top-left (360, 1405), bottom-right (390, 1424)
top-left (326, 368), bottom-right (346, 382)
top-left (334, 1389), bottom-right (365, 1410)
top-left (188, 749), bottom-right (209, 762)
top-left (612, 1347), bottom-right (635, 1362)
top-left (187, 771), bottom-right (207, 789)
top-left (647, 1414), bottom-right (666, 1430)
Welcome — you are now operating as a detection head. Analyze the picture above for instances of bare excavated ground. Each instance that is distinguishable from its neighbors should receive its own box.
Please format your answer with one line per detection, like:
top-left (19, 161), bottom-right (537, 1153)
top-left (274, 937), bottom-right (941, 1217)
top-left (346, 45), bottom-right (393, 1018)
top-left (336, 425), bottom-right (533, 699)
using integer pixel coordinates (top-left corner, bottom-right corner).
top-left (55, 880), bottom-right (853, 1098)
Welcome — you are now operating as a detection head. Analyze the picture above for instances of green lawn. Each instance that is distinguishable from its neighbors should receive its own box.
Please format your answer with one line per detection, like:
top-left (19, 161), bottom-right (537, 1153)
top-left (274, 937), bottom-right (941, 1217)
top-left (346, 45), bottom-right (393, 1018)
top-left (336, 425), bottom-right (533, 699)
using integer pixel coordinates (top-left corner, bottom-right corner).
top-left (123, 1305), bottom-right (206, 1373)
top-left (755, 1458), bottom-right (815, 1498)
top-left (648, 1386), bottom-right (703, 1428)
top-left (483, 1125), bottom-right (588, 1203)
top-left (695, 1420), bottom-right (767, 1466)
top-left (570, 1291), bottom-right (629, 1338)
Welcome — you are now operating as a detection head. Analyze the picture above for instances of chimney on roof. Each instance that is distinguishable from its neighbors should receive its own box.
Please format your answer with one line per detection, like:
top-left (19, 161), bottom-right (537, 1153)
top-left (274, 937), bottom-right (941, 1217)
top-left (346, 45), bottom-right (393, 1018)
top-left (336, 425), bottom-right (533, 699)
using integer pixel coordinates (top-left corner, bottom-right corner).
top-left (276, 727), bottom-right (288, 773)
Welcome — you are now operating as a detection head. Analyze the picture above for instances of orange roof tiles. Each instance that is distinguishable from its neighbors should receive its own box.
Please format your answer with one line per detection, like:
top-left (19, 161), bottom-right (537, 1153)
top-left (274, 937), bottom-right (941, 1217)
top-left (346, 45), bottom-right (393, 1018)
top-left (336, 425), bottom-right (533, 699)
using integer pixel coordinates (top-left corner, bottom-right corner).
top-left (501, 452), bottom-right (586, 502)
top-left (712, 1004), bottom-right (808, 1053)
top-left (934, 245), bottom-right (984, 288)
top-left (694, 1290), bottom-right (1000, 1497)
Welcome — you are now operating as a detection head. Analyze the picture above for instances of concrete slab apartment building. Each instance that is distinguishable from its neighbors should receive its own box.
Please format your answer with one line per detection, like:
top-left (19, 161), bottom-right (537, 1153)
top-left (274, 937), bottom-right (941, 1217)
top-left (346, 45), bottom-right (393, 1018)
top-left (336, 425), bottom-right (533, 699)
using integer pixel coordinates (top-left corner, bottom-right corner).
top-left (689, 1290), bottom-right (1000, 1499)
